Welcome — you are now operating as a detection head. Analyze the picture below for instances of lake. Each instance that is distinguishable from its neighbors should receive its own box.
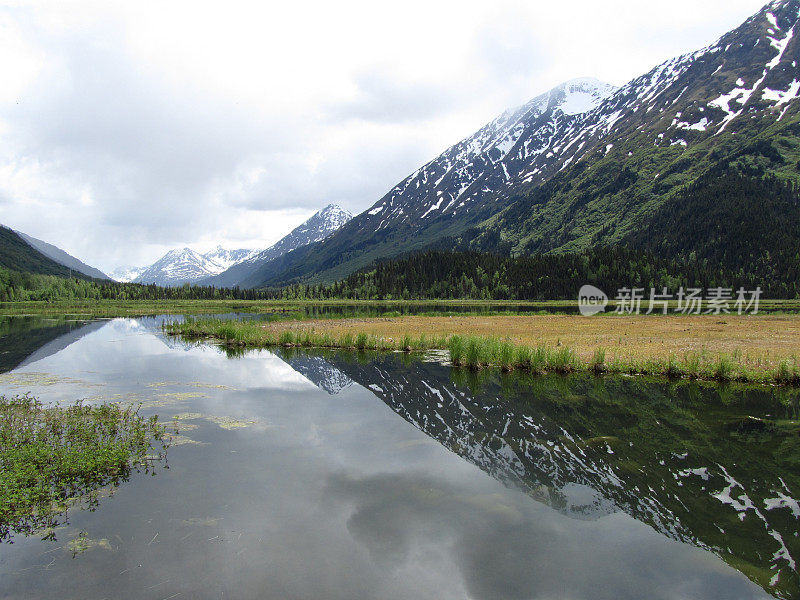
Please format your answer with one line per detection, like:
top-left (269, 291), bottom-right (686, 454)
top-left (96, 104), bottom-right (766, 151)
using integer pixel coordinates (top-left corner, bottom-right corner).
top-left (0, 315), bottom-right (797, 599)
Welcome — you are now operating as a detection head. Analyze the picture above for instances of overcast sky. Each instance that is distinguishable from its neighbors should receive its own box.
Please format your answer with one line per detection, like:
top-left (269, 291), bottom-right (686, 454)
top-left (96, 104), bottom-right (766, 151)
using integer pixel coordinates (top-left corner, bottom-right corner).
top-left (0, 0), bottom-right (768, 272)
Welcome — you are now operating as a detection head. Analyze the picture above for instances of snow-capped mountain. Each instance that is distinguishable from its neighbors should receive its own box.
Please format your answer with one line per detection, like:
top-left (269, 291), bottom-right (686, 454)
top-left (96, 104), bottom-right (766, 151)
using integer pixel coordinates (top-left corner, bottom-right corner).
top-left (130, 246), bottom-right (254, 287)
top-left (360, 77), bottom-right (617, 229)
top-left (201, 204), bottom-right (353, 288)
top-left (360, 0), bottom-right (800, 228)
top-left (254, 204), bottom-right (352, 261)
top-left (246, 0), bottom-right (800, 287)
top-left (203, 246), bottom-right (258, 271)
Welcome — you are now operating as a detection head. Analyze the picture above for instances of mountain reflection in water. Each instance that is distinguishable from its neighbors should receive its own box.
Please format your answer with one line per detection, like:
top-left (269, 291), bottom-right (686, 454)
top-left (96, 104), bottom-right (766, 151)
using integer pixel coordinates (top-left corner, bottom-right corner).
top-left (279, 348), bottom-right (800, 599)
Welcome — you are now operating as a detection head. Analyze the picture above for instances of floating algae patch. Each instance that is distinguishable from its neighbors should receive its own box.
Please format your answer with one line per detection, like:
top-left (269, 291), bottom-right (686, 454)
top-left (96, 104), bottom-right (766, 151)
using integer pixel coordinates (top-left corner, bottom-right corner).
top-left (166, 434), bottom-right (207, 447)
top-left (0, 372), bottom-right (101, 389)
top-left (147, 381), bottom-right (236, 391)
top-left (66, 532), bottom-right (114, 556)
top-left (146, 381), bottom-right (183, 388)
top-left (187, 381), bottom-right (238, 391)
top-left (156, 392), bottom-right (207, 401)
top-left (172, 412), bottom-right (205, 421)
top-left (162, 420), bottom-right (199, 432)
top-left (130, 392), bottom-right (207, 411)
top-left (172, 411), bottom-right (261, 430)
top-left (181, 517), bottom-right (221, 527)
top-left (209, 415), bottom-right (259, 430)
top-left (160, 420), bottom-right (206, 446)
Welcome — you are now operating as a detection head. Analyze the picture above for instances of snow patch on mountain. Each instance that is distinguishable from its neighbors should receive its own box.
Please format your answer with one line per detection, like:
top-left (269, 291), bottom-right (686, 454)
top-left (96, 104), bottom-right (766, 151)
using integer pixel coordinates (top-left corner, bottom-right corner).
top-left (558, 77), bottom-right (617, 115)
top-left (239, 204), bottom-right (353, 268)
top-left (355, 76), bottom-right (620, 231)
top-left (111, 266), bottom-right (145, 283)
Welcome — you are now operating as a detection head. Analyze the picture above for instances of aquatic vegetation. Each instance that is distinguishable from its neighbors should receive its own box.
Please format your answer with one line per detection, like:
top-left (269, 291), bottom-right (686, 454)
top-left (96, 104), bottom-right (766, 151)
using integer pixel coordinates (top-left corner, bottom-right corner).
top-left (448, 335), bottom-right (465, 366)
top-left (67, 531), bottom-right (113, 556)
top-left (355, 332), bottom-right (369, 350)
top-left (166, 435), bottom-right (206, 446)
top-left (146, 381), bottom-right (182, 388)
top-left (464, 336), bottom-right (486, 370)
top-left (498, 341), bottom-right (516, 372)
top-left (156, 392), bottom-right (207, 401)
top-left (775, 358), bottom-right (800, 385)
top-left (591, 348), bottom-right (607, 373)
top-left (164, 318), bottom-right (800, 387)
top-left (713, 355), bottom-right (735, 382)
top-left (548, 346), bottom-right (579, 373)
top-left (0, 394), bottom-right (167, 542)
top-left (172, 412), bottom-right (260, 431)
top-left (400, 334), bottom-right (413, 352)
top-left (0, 372), bottom-right (97, 389)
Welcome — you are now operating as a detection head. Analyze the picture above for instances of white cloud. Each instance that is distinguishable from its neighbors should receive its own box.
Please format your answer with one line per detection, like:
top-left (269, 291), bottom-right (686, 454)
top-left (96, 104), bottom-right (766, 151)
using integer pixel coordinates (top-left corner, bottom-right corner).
top-left (0, 0), bottom-right (767, 272)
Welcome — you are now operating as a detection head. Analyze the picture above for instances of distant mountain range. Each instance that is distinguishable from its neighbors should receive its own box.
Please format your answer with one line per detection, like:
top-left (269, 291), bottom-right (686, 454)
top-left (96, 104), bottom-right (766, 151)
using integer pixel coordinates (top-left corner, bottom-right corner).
top-left (117, 204), bottom-right (352, 287)
top-left (116, 246), bottom-right (257, 287)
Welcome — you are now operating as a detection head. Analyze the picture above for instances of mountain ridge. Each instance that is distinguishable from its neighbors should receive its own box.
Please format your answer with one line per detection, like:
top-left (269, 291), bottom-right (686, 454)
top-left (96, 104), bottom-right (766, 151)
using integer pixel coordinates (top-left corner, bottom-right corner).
top-left (14, 231), bottom-right (110, 280)
top-left (0, 226), bottom-right (98, 280)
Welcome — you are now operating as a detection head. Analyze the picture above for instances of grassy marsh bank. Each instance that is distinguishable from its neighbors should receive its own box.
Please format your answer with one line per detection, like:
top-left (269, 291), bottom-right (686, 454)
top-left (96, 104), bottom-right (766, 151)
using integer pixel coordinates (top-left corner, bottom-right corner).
top-left (0, 395), bottom-right (167, 541)
top-left (166, 315), bottom-right (800, 386)
top-left (4, 297), bottom-right (800, 317)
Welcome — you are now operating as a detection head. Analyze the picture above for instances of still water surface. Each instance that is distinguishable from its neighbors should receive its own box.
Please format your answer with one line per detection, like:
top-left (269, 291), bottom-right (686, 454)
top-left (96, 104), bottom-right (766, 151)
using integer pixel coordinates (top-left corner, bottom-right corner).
top-left (0, 316), bottom-right (798, 599)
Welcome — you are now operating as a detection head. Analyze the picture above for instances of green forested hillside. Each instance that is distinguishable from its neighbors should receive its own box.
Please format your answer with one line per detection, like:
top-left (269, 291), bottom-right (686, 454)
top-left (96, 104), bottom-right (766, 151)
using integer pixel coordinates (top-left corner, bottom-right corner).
top-left (472, 108), bottom-right (800, 258)
top-left (302, 247), bottom-right (767, 300)
top-left (0, 227), bottom-right (89, 278)
top-left (625, 171), bottom-right (800, 298)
